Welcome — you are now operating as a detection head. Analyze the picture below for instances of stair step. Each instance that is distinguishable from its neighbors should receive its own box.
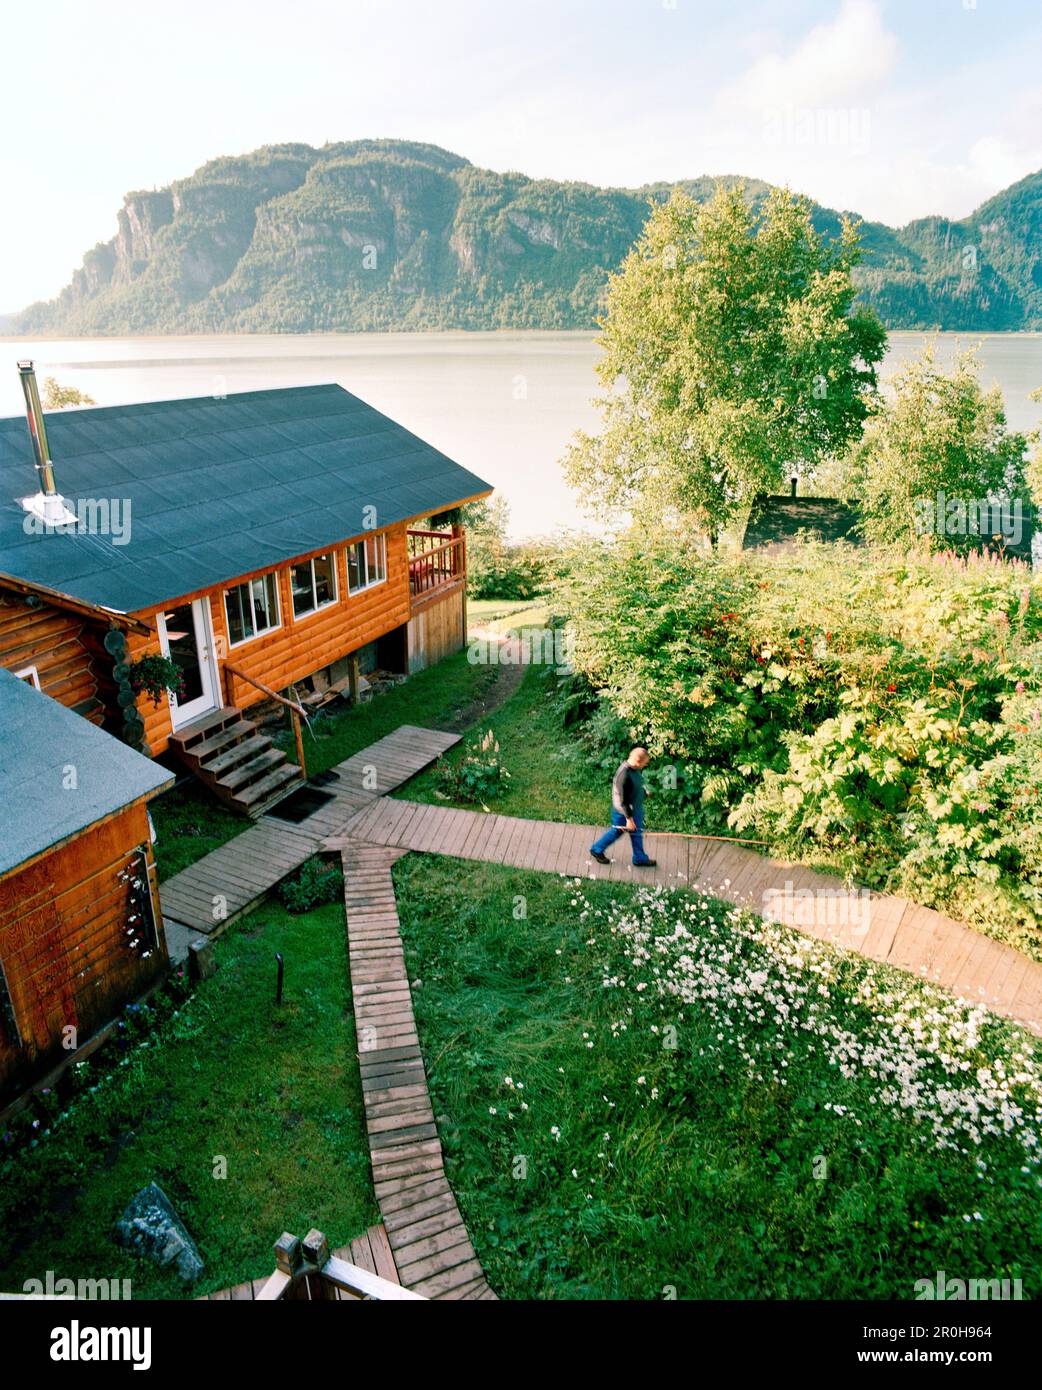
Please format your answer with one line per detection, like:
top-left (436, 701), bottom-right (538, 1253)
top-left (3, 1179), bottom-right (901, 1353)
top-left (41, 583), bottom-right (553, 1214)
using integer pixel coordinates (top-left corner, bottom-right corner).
top-left (169, 706), bottom-right (243, 747)
top-left (234, 763), bottom-right (303, 810)
top-left (202, 734), bottom-right (271, 777)
top-left (187, 720), bottom-right (257, 763)
top-left (220, 748), bottom-right (287, 792)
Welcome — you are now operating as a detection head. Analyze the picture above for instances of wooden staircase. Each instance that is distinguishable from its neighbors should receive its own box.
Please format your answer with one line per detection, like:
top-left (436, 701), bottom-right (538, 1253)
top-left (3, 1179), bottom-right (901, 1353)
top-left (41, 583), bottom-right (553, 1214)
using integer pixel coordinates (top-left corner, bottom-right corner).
top-left (169, 706), bottom-right (305, 817)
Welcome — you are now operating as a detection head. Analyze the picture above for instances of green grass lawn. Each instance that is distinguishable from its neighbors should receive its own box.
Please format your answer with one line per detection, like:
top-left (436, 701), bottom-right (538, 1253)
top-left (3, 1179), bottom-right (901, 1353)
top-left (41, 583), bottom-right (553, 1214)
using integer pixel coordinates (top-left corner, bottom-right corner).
top-left (0, 900), bottom-right (375, 1299)
top-left (398, 663), bottom-right (608, 824)
top-left (468, 597), bottom-right (551, 631)
top-left (281, 645), bottom-right (498, 778)
top-left (394, 854), bottom-right (1042, 1300)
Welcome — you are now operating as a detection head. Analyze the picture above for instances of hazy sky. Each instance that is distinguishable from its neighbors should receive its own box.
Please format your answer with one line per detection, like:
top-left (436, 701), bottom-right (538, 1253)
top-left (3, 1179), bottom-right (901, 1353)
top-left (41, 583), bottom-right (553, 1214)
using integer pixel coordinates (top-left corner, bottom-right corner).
top-left (3, 0), bottom-right (1042, 310)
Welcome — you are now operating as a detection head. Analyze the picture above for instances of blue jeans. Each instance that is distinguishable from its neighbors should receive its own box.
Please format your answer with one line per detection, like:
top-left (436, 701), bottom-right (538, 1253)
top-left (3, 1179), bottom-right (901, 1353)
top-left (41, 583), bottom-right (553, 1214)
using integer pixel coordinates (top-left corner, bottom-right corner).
top-left (591, 809), bottom-right (652, 865)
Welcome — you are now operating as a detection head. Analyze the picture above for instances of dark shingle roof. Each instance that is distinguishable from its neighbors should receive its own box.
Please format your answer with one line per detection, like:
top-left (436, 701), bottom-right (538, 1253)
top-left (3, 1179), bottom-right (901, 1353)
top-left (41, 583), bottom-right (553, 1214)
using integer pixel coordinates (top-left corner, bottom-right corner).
top-left (0, 668), bottom-right (173, 878)
top-left (743, 496), bottom-right (863, 552)
top-left (0, 383), bottom-right (492, 613)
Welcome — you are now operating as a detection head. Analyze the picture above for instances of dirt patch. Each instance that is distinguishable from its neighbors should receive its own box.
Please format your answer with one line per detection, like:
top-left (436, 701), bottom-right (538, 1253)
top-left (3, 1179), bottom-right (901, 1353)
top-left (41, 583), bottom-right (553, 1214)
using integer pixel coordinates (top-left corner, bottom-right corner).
top-left (438, 639), bottom-right (528, 734)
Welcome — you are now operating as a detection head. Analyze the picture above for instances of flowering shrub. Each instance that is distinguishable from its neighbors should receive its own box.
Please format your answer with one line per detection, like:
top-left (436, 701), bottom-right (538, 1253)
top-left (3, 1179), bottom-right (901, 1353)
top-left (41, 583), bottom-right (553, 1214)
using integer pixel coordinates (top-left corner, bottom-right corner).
top-left (555, 539), bottom-right (1042, 947)
top-left (435, 730), bottom-right (511, 805)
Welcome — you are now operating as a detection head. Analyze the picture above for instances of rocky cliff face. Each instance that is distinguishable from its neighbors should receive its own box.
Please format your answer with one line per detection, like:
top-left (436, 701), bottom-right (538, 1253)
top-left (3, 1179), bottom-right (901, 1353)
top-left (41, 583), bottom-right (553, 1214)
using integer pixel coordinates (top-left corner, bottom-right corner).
top-left (18, 141), bottom-right (1042, 333)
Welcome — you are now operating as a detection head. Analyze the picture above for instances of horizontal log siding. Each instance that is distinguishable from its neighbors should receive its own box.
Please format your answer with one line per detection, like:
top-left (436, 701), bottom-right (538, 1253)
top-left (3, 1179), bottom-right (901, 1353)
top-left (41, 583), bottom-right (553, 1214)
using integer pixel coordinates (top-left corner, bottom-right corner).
top-left (0, 593), bottom-right (104, 723)
top-left (128, 526), bottom-right (411, 754)
top-left (0, 803), bottom-right (166, 1104)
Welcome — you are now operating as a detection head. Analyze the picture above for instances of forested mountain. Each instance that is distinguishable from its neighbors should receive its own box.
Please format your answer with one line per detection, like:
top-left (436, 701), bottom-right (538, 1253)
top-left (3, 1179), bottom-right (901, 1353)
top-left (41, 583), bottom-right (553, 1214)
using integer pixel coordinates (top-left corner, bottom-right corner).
top-left (17, 140), bottom-right (1042, 334)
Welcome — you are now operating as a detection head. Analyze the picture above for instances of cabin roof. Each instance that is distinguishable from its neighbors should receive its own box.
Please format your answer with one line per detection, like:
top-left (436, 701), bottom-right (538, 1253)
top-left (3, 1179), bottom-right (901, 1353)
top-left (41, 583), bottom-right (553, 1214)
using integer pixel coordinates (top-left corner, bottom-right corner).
top-left (0, 383), bottom-right (492, 614)
top-left (0, 668), bottom-right (173, 878)
top-left (742, 495), bottom-right (863, 552)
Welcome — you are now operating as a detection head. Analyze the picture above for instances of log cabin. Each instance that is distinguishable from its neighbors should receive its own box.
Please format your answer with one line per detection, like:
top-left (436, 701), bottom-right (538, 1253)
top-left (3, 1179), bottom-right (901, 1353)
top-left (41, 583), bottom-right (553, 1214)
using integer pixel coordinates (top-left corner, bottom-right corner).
top-left (0, 364), bottom-right (492, 815)
top-left (0, 665), bottom-right (173, 1107)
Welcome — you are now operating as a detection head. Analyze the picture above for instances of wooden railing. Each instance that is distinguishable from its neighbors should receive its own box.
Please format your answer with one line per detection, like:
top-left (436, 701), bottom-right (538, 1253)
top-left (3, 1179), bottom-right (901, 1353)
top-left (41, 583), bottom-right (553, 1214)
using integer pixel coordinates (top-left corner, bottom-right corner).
top-left (222, 660), bottom-right (309, 777)
top-left (257, 1229), bottom-right (426, 1301)
top-left (407, 528), bottom-right (466, 598)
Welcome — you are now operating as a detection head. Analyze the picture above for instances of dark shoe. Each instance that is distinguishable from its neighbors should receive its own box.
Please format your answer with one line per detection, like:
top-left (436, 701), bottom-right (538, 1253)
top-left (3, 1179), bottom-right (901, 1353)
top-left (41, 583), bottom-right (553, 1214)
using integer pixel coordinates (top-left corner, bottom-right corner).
top-left (633, 859), bottom-right (658, 868)
top-left (590, 850), bottom-right (611, 865)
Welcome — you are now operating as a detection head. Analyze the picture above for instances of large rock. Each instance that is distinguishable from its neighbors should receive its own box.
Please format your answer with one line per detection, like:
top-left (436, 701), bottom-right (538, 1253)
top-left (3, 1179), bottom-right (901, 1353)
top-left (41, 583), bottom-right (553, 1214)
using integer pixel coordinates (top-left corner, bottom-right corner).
top-left (115, 1183), bottom-right (204, 1283)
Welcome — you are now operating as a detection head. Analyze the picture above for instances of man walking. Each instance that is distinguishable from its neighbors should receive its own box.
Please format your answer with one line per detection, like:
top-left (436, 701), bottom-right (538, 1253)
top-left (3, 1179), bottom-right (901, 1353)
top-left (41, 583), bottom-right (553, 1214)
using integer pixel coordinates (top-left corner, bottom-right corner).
top-left (590, 746), bottom-right (657, 868)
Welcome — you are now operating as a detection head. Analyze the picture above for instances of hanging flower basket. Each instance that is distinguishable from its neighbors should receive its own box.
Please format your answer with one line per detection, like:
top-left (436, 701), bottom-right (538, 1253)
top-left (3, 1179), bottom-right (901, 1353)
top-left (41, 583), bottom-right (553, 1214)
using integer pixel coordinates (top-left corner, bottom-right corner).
top-left (126, 654), bottom-right (186, 706)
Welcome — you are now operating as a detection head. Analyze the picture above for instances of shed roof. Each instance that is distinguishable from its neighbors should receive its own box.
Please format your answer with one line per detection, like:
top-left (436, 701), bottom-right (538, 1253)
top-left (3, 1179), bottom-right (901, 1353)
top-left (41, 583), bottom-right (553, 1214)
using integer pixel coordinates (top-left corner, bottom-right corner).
top-left (0, 383), bottom-right (492, 614)
top-left (0, 668), bottom-right (173, 878)
top-left (742, 496), bottom-right (863, 552)
top-left (742, 493), bottom-right (1037, 561)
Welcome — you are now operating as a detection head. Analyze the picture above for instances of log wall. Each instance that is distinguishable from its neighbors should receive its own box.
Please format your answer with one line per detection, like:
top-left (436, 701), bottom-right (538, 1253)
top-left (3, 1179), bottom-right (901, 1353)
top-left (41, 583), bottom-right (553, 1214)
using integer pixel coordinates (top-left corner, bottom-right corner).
top-left (0, 802), bottom-right (167, 1106)
top-left (127, 525), bottom-right (412, 754)
top-left (0, 592), bottom-right (106, 724)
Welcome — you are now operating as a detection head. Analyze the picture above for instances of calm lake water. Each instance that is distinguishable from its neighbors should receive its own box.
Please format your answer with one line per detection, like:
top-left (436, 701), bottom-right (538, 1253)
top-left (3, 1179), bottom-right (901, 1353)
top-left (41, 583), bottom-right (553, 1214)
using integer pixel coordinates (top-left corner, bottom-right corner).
top-left (2, 331), bottom-right (1041, 539)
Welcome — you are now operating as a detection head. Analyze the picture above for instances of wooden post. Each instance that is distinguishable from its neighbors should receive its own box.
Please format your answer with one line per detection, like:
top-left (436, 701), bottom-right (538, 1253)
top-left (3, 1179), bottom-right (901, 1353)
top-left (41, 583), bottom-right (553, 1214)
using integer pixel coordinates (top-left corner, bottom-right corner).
top-left (274, 1232), bottom-right (302, 1277)
top-left (302, 1229), bottom-right (331, 1301)
top-left (453, 524), bottom-right (469, 642)
top-left (348, 654), bottom-right (360, 705)
top-left (291, 706), bottom-right (306, 779)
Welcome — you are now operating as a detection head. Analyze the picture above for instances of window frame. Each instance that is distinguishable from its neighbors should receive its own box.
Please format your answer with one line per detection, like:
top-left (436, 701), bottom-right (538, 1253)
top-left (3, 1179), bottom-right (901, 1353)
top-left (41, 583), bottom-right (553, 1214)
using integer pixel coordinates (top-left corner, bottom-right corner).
top-left (290, 551), bottom-right (340, 622)
top-left (346, 533), bottom-right (388, 596)
top-left (223, 571), bottom-right (282, 649)
top-left (14, 664), bottom-right (41, 690)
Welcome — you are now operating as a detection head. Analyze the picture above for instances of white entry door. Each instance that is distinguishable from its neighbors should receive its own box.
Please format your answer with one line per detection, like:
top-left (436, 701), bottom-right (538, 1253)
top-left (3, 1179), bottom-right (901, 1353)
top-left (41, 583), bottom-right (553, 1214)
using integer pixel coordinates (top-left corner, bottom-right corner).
top-left (157, 598), bottom-right (221, 730)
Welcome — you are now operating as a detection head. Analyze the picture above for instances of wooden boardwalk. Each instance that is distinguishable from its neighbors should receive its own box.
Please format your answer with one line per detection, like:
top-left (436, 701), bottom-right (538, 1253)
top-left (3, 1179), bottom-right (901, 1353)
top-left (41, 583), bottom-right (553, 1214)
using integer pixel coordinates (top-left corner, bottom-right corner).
top-left (341, 843), bottom-right (497, 1300)
top-left (160, 726), bottom-right (459, 933)
top-left (334, 798), bottom-right (1042, 1037)
top-left (198, 1222), bottom-right (402, 1300)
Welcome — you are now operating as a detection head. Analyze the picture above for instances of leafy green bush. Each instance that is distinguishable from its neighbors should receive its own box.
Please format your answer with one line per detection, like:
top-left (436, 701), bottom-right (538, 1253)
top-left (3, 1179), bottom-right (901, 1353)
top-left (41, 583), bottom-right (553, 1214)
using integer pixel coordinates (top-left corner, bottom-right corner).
top-left (462, 497), bottom-right (550, 600)
top-left (277, 856), bottom-right (345, 913)
top-left (435, 730), bottom-right (511, 804)
top-left (554, 537), bottom-right (1042, 947)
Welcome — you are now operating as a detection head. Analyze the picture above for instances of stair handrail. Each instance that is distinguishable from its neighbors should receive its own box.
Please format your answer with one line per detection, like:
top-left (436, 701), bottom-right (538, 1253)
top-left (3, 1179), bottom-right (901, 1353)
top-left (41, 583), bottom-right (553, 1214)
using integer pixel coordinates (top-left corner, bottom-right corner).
top-left (223, 660), bottom-right (309, 778)
top-left (222, 661), bottom-right (307, 716)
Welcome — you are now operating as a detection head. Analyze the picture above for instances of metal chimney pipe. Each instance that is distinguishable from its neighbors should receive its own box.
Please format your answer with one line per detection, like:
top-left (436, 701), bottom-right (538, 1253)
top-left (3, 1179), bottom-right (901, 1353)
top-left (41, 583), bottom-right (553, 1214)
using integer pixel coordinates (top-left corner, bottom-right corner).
top-left (17, 361), bottom-right (58, 497)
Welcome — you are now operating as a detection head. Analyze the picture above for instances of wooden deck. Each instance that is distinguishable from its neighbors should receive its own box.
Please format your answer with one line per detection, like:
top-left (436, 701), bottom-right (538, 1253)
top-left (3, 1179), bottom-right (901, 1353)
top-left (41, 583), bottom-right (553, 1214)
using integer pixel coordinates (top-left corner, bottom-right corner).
top-left (159, 726), bottom-right (459, 933)
top-left (333, 798), bottom-right (1042, 1037)
top-left (342, 843), bottom-right (497, 1300)
top-left (198, 1223), bottom-right (403, 1300)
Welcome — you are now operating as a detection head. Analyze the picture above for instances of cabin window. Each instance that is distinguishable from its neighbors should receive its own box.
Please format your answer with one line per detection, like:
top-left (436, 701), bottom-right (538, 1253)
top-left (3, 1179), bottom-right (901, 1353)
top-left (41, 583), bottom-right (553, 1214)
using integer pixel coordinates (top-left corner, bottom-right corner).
top-left (347, 534), bottom-right (387, 594)
top-left (14, 664), bottom-right (41, 690)
top-left (225, 573), bottom-right (281, 646)
top-left (290, 552), bottom-right (338, 619)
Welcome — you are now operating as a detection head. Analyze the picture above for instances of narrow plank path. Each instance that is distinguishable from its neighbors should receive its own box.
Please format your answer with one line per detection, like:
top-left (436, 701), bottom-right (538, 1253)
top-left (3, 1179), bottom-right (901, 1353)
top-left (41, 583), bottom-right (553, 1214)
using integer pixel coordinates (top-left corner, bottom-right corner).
top-left (197, 1222), bottom-right (402, 1301)
top-left (341, 843), bottom-right (497, 1300)
top-left (333, 799), bottom-right (1042, 1037)
top-left (160, 726), bottom-right (459, 934)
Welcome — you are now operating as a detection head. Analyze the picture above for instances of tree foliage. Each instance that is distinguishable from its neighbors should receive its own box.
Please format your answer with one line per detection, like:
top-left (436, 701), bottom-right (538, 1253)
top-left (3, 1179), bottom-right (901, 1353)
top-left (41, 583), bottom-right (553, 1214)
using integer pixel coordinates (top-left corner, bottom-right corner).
top-left (41, 376), bottom-right (95, 409)
top-left (835, 345), bottom-right (1034, 550)
top-left (563, 185), bottom-right (886, 536)
top-left (552, 537), bottom-right (1042, 946)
